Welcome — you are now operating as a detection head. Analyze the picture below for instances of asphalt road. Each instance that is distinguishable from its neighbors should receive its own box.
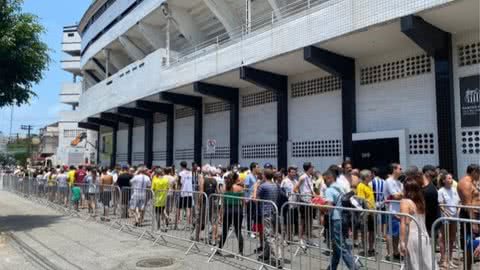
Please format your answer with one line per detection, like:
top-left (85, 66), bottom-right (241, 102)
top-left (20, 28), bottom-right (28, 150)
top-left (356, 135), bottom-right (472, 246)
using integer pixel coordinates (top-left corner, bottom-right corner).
top-left (0, 187), bottom-right (242, 270)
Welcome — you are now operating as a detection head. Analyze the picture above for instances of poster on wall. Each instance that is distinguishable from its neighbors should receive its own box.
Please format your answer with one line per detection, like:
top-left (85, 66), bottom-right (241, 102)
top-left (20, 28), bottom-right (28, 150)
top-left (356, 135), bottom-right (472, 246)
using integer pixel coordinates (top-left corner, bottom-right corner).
top-left (460, 75), bottom-right (480, 127)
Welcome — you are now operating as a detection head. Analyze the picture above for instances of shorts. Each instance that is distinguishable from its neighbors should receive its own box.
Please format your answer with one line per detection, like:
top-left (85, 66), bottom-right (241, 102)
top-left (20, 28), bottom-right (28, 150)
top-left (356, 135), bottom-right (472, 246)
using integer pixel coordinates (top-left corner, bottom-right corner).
top-left (100, 191), bottom-right (112, 206)
top-left (130, 198), bottom-right (146, 210)
top-left (300, 205), bottom-right (314, 220)
top-left (87, 193), bottom-right (96, 200)
top-left (177, 196), bottom-right (192, 209)
top-left (58, 186), bottom-right (68, 194)
top-left (387, 216), bottom-right (400, 237)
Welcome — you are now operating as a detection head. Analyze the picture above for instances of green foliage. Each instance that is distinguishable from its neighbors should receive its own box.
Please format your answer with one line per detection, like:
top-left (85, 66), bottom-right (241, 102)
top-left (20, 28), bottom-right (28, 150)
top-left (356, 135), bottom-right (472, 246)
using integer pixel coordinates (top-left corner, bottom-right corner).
top-left (0, 0), bottom-right (50, 107)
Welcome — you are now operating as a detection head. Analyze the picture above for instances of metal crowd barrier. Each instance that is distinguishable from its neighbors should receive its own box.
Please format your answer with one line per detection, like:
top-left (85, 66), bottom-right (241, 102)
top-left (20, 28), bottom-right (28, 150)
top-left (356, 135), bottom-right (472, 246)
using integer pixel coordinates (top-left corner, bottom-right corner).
top-left (114, 186), bottom-right (154, 240)
top-left (152, 190), bottom-right (209, 254)
top-left (433, 205), bottom-right (480, 270)
top-left (205, 194), bottom-right (281, 269)
top-left (280, 201), bottom-right (425, 270)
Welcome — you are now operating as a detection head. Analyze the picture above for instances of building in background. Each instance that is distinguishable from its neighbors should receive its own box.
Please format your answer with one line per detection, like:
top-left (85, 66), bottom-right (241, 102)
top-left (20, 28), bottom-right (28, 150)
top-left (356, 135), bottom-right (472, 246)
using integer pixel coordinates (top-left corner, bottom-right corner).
top-left (56, 25), bottom-right (97, 166)
top-left (36, 123), bottom-right (59, 166)
top-left (70, 0), bottom-right (477, 176)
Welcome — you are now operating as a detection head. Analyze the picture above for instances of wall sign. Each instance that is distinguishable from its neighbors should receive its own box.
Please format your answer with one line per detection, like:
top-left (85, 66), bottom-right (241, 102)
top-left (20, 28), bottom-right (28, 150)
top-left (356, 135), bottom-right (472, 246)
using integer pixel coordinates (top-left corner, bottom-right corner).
top-left (460, 75), bottom-right (480, 127)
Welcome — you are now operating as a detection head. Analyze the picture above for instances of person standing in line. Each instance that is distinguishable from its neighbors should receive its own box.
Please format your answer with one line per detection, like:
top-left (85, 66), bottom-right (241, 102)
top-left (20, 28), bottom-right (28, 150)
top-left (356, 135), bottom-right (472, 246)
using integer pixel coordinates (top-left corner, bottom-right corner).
top-left (281, 166), bottom-right (298, 242)
top-left (244, 162), bottom-right (259, 238)
top-left (216, 172), bottom-right (244, 256)
top-left (294, 162), bottom-right (315, 249)
top-left (399, 173), bottom-right (435, 270)
top-left (84, 168), bottom-right (98, 214)
top-left (164, 167), bottom-right (176, 219)
top-left (47, 168), bottom-right (57, 202)
top-left (457, 164), bottom-right (480, 270)
top-left (357, 169), bottom-right (376, 257)
top-left (254, 168), bottom-right (281, 263)
top-left (56, 169), bottom-right (69, 206)
top-left (437, 171), bottom-right (460, 268)
top-left (99, 168), bottom-right (114, 221)
top-left (116, 166), bottom-right (133, 218)
top-left (152, 168), bottom-right (169, 231)
top-left (383, 163), bottom-right (403, 262)
top-left (67, 166), bottom-right (76, 188)
top-left (370, 167), bottom-right (387, 241)
top-left (421, 165), bottom-right (445, 268)
top-left (176, 161), bottom-right (194, 228)
top-left (129, 167), bottom-right (152, 226)
top-left (196, 165), bottom-right (218, 243)
top-left (323, 169), bottom-right (359, 270)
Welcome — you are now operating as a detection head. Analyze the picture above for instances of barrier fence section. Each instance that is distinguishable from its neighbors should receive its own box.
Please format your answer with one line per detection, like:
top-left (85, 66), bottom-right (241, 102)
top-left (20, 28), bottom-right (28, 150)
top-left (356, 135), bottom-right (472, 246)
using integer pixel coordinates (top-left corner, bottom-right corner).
top-left (3, 173), bottom-right (480, 270)
top-left (433, 205), bottom-right (480, 270)
top-left (206, 194), bottom-right (281, 269)
top-left (114, 186), bottom-right (154, 240)
top-left (152, 190), bottom-right (209, 254)
top-left (280, 201), bottom-right (425, 270)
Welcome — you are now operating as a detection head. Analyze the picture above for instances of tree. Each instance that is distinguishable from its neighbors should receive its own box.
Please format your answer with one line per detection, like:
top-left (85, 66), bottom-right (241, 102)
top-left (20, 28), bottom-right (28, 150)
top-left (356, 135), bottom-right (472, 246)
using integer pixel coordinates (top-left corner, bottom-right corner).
top-left (0, 0), bottom-right (50, 107)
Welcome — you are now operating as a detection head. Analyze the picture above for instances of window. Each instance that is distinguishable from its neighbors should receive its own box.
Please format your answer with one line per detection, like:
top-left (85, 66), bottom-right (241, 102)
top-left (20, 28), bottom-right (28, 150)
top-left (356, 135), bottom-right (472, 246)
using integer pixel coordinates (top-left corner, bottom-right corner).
top-left (360, 54), bottom-right (431, 85)
top-left (175, 107), bottom-right (194, 119)
top-left (63, 129), bottom-right (83, 138)
top-left (460, 130), bottom-right (480, 154)
top-left (291, 76), bottom-right (341, 98)
top-left (409, 133), bottom-right (435, 155)
top-left (458, 42), bottom-right (480, 67)
top-left (241, 144), bottom-right (277, 159)
top-left (242, 90), bottom-right (277, 107)
top-left (292, 140), bottom-right (342, 157)
top-left (204, 101), bottom-right (230, 114)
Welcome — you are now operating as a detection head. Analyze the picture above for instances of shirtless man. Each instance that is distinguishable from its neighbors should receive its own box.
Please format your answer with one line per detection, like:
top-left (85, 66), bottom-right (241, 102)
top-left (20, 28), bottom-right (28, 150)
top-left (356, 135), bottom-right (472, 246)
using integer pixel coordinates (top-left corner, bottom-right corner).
top-left (457, 164), bottom-right (480, 270)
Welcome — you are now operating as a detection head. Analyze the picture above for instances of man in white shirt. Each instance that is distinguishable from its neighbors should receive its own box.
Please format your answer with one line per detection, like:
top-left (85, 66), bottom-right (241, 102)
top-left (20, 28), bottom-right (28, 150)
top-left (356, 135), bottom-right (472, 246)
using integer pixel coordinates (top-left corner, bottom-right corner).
top-left (176, 161), bottom-right (193, 226)
top-left (383, 163), bottom-right (403, 262)
top-left (295, 162), bottom-right (315, 248)
top-left (129, 166), bottom-right (151, 226)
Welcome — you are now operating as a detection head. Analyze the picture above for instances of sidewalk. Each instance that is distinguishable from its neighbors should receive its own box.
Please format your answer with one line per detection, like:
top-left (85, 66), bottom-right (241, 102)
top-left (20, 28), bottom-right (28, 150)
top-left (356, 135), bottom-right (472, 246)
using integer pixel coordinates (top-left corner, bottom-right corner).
top-left (0, 189), bottom-right (239, 270)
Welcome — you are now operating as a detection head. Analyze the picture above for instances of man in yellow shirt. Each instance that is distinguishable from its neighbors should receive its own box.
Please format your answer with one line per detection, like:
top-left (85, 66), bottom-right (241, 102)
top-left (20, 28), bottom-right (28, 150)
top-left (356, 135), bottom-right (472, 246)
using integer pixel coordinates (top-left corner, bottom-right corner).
top-left (152, 168), bottom-right (169, 231)
top-left (67, 166), bottom-right (76, 187)
top-left (357, 169), bottom-right (375, 257)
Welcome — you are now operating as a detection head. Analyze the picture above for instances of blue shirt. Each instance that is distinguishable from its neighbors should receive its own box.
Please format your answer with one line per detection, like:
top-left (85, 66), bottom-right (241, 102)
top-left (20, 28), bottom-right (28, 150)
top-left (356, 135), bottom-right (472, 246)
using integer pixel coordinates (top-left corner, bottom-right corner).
top-left (324, 182), bottom-right (344, 220)
top-left (244, 173), bottom-right (257, 198)
top-left (371, 177), bottom-right (385, 203)
top-left (257, 181), bottom-right (278, 216)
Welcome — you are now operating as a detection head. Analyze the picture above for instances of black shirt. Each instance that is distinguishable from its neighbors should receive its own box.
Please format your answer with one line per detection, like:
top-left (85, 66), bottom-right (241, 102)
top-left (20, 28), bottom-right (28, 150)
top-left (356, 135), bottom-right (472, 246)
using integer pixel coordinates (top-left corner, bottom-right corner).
top-left (117, 173), bottom-right (132, 189)
top-left (422, 181), bottom-right (441, 235)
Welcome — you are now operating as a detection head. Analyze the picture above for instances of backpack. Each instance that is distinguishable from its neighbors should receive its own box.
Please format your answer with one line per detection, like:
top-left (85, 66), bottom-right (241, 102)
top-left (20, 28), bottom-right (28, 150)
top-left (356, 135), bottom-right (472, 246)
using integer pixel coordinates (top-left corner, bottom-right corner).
top-left (203, 177), bottom-right (217, 197)
top-left (333, 187), bottom-right (368, 230)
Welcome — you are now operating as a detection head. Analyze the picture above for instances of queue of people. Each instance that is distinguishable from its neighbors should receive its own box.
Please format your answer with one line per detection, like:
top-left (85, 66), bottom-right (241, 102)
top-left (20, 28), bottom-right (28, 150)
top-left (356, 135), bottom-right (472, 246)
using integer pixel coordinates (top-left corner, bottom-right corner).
top-left (6, 161), bottom-right (480, 270)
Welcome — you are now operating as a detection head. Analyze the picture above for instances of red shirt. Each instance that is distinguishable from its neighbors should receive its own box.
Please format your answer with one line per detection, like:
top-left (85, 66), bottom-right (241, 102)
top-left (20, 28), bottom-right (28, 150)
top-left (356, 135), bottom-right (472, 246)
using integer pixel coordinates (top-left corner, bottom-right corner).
top-left (75, 169), bottom-right (87, 184)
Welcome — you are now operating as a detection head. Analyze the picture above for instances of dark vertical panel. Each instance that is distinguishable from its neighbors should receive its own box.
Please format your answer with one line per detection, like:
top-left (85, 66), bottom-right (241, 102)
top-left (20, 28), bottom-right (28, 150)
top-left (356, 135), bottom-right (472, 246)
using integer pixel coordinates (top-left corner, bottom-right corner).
top-left (166, 112), bottom-right (174, 166)
top-left (194, 106), bottom-right (203, 165)
top-left (111, 126), bottom-right (117, 168)
top-left (127, 123), bottom-right (133, 165)
top-left (144, 117), bottom-right (154, 168)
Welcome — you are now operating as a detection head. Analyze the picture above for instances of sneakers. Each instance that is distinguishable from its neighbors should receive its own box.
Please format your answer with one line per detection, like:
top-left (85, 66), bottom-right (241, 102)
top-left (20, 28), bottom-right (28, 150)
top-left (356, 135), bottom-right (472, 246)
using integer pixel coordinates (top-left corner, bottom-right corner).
top-left (385, 254), bottom-right (401, 262)
top-left (300, 239), bottom-right (307, 250)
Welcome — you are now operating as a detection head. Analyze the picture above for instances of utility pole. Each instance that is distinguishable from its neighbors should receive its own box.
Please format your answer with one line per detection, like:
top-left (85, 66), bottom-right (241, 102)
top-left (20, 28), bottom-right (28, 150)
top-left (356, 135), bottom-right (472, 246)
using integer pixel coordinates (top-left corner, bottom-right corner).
top-left (21, 124), bottom-right (33, 163)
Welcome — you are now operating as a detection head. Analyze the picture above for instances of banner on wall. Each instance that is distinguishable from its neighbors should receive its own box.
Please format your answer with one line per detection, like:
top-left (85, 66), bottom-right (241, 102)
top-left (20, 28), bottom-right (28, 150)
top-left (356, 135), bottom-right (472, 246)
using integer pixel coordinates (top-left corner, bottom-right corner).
top-left (460, 75), bottom-right (480, 127)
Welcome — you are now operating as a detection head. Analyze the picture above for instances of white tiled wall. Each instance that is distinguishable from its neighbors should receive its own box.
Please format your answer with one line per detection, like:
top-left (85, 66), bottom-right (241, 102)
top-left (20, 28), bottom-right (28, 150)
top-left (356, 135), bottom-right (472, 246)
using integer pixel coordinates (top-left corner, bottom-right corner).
top-left (153, 121), bottom-right (167, 167)
top-left (203, 107), bottom-right (230, 166)
top-left (288, 70), bottom-right (343, 171)
top-left (132, 125), bottom-right (144, 165)
top-left (453, 30), bottom-right (480, 176)
top-left (239, 87), bottom-right (277, 167)
top-left (174, 106), bottom-right (194, 167)
top-left (356, 49), bottom-right (438, 168)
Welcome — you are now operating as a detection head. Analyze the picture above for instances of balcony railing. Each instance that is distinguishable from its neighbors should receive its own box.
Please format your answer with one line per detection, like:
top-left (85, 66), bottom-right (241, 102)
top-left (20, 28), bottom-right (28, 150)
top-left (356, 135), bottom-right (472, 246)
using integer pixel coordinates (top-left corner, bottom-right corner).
top-left (168, 0), bottom-right (328, 67)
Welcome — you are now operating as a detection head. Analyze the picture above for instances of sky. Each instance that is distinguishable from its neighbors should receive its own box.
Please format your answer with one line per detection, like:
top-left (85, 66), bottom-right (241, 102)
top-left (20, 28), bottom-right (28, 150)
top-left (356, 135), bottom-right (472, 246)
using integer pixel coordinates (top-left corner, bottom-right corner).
top-left (0, 0), bottom-right (91, 136)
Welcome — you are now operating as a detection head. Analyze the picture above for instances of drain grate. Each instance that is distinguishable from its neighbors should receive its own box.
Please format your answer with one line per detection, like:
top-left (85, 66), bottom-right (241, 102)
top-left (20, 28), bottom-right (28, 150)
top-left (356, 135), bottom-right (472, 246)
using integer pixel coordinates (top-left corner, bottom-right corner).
top-left (136, 258), bottom-right (174, 268)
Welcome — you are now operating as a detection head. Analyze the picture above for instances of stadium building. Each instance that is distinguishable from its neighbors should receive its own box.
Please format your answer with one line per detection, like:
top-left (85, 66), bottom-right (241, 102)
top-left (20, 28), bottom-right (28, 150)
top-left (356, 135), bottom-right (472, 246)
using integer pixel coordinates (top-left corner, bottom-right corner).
top-left (71, 0), bottom-right (479, 176)
top-left (57, 25), bottom-right (97, 166)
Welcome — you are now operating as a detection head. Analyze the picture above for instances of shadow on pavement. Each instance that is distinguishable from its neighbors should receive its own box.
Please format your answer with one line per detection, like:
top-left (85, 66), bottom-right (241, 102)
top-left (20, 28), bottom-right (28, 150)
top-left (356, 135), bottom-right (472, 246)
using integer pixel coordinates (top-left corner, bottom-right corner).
top-left (0, 215), bottom-right (63, 232)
